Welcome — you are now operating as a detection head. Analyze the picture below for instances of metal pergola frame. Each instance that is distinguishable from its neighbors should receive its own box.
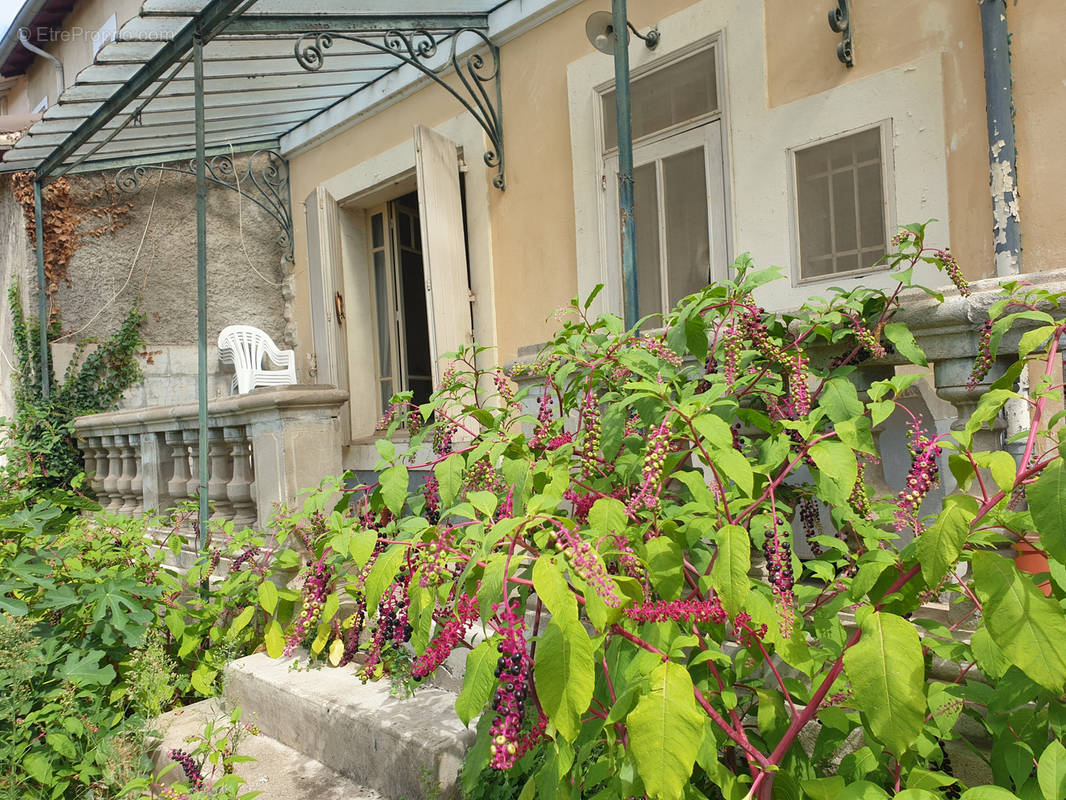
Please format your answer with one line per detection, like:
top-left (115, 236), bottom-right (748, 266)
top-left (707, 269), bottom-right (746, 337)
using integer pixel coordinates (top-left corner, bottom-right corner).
top-left (12, 0), bottom-right (507, 550)
top-left (9, 0), bottom-right (643, 554)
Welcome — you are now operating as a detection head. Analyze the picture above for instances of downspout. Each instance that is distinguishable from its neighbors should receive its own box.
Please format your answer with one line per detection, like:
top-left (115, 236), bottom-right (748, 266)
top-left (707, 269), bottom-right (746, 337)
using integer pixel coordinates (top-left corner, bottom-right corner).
top-left (612, 0), bottom-right (638, 329)
top-left (979, 1), bottom-right (1028, 461)
top-left (18, 28), bottom-right (65, 100)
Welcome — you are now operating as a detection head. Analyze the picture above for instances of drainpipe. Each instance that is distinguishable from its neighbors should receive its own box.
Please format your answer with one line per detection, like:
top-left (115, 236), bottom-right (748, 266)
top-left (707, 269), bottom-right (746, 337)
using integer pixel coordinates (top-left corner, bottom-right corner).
top-left (979, 0), bottom-right (1020, 277)
top-left (612, 0), bottom-right (638, 329)
top-left (18, 27), bottom-right (65, 100)
top-left (979, 1), bottom-right (1028, 462)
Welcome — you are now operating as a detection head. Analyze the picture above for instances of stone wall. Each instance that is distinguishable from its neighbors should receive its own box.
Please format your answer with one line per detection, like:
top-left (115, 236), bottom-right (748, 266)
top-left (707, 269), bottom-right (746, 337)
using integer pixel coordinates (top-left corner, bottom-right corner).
top-left (3, 155), bottom-right (293, 411)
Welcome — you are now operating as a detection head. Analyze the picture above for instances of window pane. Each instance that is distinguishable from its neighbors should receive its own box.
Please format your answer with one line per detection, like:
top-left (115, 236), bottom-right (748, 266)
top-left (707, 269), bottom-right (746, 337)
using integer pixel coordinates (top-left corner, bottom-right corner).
top-left (633, 162), bottom-right (662, 321)
top-left (663, 147), bottom-right (710, 307)
top-left (373, 250), bottom-right (392, 379)
top-left (832, 170), bottom-right (858, 253)
top-left (603, 46), bottom-right (717, 150)
top-left (371, 212), bottom-right (384, 249)
top-left (795, 127), bottom-right (886, 279)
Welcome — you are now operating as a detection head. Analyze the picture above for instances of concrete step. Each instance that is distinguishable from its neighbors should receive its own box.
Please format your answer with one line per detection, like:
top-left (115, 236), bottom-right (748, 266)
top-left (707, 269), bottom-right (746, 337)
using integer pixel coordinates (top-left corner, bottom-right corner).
top-left (223, 652), bottom-right (475, 800)
top-left (154, 700), bottom-right (386, 800)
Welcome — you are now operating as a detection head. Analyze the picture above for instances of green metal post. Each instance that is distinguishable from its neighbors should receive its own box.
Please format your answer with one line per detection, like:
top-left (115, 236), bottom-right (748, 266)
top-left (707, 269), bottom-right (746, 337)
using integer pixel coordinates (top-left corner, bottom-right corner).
top-left (193, 29), bottom-right (210, 554)
top-left (612, 0), bottom-right (638, 329)
top-left (32, 180), bottom-right (50, 398)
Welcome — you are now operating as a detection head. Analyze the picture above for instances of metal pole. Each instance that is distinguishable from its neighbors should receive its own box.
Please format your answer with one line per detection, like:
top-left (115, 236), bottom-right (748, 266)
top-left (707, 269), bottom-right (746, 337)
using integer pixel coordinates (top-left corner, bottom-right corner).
top-left (979, 0), bottom-right (1021, 277)
top-left (32, 179), bottom-right (49, 399)
top-left (612, 0), bottom-right (638, 328)
top-left (193, 29), bottom-right (210, 553)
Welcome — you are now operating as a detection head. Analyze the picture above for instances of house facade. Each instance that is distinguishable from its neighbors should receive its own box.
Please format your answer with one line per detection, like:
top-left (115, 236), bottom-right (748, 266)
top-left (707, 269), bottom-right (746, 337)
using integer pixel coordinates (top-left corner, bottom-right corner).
top-left (0, 0), bottom-right (1063, 502)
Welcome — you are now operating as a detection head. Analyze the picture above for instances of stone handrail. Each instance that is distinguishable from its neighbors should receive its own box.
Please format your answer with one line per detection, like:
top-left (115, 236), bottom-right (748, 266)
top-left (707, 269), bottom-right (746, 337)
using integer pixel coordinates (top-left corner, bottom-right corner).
top-left (74, 385), bottom-right (349, 532)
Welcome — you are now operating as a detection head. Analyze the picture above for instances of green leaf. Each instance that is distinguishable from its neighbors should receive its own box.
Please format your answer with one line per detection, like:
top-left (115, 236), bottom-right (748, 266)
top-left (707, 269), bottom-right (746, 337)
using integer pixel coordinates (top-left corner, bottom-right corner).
top-left (835, 781), bottom-right (890, 800)
top-left (56, 649), bottom-right (116, 686)
top-left (1038, 740), bottom-right (1066, 800)
top-left (1018, 325), bottom-right (1057, 360)
top-left (349, 528), bottom-right (378, 569)
top-left (958, 788), bottom-right (1022, 800)
top-left (627, 662), bottom-right (704, 800)
top-left (23, 753), bottom-right (52, 785)
top-left (380, 464), bottom-right (409, 516)
top-left (917, 494), bottom-right (977, 583)
top-left (455, 638), bottom-right (497, 726)
top-left (435, 453), bottom-right (465, 506)
top-left (191, 664), bottom-right (218, 695)
top-left (801, 777), bottom-right (846, 800)
top-left (842, 611), bottom-right (925, 757)
top-left (709, 448), bottom-right (753, 497)
top-left (693, 414), bottom-right (734, 450)
top-left (534, 616), bottom-right (595, 742)
top-left (46, 732), bottom-right (77, 761)
top-left (467, 490), bottom-right (498, 519)
top-left (709, 525), bottom-right (749, 615)
top-left (533, 557), bottom-right (577, 620)
top-left (883, 322), bottom-right (927, 366)
top-left (973, 551), bottom-right (1066, 693)
top-left (809, 441), bottom-right (858, 500)
top-left (1028, 461), bottom-right (1066, 563)
top-left (646, 536), bottom-right (684, 601)
top-left (257, 580), bottom-right (278, 615)
top-left (264, 619), bottom-right (284, 658)
top-left (365, 545), bottom-right (406, 616)
top-left (820, 378), bottom-right (864, 423)
top-left (893, 791), bottom-right (941, 800)
top-left (970, 625), bottom-right (1010, 679)
top-left (589, 497), bottom-right (628, 533)
top-left (228, 605), bottom-right (255, 638)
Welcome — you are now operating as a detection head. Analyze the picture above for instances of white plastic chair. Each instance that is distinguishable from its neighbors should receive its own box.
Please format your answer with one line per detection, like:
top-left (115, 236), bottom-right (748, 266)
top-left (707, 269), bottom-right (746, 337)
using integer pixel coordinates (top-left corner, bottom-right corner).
top-left (217, 325), bottom-right (297, 395)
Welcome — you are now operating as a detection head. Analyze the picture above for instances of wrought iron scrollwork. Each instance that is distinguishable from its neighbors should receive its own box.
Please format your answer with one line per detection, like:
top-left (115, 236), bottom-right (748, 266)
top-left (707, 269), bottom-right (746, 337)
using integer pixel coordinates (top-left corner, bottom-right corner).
top-left (294, 28), bottom-right (505, 190)
top-left (115, 149), bottom-right (294, 260)
top-left (828, 0), bottom-right (854, 68)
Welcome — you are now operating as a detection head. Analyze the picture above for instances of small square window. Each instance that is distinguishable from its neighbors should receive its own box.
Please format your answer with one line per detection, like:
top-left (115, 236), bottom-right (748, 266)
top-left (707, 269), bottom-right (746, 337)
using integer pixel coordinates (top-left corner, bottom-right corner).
top-left (793, 126), bottom-right (888, 281)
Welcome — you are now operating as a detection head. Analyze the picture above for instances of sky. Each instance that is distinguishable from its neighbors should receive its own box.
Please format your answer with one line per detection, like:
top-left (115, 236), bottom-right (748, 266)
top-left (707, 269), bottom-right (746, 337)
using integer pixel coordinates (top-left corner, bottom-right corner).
top-left (0, 0), bottom-right (25, 45)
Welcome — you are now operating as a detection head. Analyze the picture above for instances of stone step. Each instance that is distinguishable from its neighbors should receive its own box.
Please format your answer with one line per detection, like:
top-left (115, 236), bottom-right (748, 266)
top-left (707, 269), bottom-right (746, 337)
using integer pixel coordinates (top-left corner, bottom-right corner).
top-left (223, 652), bottom-right (475, 800)
top-left (154, 700), bottom-right (386, 800)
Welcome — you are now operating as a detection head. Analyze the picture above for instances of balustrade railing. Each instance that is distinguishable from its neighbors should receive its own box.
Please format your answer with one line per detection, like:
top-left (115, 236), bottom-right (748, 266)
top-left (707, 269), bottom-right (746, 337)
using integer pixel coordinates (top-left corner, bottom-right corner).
top-left (75, 386), bottom-right (349, 536)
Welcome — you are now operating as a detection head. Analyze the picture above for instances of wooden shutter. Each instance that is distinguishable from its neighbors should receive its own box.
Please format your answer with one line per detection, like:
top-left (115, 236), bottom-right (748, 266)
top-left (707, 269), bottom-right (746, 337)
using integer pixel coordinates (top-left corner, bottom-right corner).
top-left (304, 185), bottom-right (348, 389)
top-left (414, 125), bottom-right (473, 387)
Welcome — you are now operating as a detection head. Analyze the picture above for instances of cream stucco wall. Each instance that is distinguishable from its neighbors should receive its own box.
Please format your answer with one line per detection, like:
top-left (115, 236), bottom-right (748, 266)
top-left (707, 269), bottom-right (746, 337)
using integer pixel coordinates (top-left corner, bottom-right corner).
top-left (279, 0), bottom-right (1066, 368)
top-left (22, 0), bottom-right (142, 111)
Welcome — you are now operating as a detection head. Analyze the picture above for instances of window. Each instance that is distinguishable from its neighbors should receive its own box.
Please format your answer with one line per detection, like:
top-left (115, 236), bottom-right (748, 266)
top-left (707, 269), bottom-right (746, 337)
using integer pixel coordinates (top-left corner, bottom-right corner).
top-left (368, 192), bottom-right (434, 411)
top-left (32, 96), bottom-right (48, 113)
top-left (600, 43), bottom-right (729, 320)
top-left (792, 125), bottom-right (890, 281)
top-left (92, 14), bottom-right (117, 59)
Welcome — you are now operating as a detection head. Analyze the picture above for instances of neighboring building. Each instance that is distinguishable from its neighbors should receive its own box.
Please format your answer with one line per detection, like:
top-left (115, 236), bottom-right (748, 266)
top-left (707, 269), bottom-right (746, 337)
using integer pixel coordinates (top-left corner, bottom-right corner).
top-left (0, 0), bottom-right (1063, 494)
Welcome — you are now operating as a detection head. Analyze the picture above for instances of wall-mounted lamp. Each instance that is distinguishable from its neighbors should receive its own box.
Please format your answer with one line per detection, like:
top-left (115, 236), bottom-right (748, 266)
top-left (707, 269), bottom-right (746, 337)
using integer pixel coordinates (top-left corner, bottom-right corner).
top-left (828, 0), bottom-right (854, 67)
top-left (585, 11), bottom-right (660, 54)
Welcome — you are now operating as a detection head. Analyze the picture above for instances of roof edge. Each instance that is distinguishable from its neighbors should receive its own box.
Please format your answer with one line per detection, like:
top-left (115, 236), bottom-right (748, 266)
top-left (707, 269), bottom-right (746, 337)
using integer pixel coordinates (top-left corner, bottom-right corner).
top-left (0, 0), bottom-right (64, 77)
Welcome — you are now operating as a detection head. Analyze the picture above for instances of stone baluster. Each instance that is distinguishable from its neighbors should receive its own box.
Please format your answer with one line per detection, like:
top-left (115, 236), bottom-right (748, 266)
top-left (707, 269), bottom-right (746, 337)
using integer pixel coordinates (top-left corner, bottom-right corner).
top-left (183, 429), bottom-right (202, 504)
top-left (224, 426), bottom-right (257, 528)
top-left (117, 435), bottom-right (139, 514)
top-left (934, 356), bottom-right (1010, 469)
top-left (207, 428), bottom-right (235, 521)
top-left (101, 435), bottom-right (123, 511)
top-left (83, 436), bottom-right (106, 500)
top-left (165, 430), bottom-right (190, 509)
top-left (129, 434), bottom-right (144, 517)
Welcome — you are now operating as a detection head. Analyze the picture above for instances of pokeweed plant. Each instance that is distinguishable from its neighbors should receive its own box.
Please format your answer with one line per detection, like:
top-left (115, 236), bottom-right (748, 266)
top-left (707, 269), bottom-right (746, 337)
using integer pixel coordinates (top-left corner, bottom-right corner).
top-left (258, 222), bottom-right (1066, 800)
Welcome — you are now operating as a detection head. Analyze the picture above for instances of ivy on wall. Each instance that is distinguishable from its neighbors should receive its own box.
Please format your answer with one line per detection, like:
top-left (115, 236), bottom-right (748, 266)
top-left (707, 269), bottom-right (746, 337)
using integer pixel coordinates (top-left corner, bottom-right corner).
top-left (4, 173), bottom-right (142, 492)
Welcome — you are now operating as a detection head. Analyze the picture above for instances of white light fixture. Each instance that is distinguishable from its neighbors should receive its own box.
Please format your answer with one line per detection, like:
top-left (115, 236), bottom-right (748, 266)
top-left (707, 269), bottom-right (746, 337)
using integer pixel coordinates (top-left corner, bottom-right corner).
top-left (585, 10), bottom-right (659, 54)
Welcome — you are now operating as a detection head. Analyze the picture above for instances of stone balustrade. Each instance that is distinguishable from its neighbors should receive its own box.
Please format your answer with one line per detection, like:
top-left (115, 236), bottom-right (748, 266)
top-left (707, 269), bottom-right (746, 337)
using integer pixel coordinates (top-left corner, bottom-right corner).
top-left (74, 386), bottom-right (349, 532)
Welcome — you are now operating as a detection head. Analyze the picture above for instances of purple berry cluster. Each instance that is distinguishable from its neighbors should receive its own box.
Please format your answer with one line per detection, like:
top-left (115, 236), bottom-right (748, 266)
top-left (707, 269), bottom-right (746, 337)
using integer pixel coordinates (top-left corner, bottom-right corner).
top-left (361, 574), bottom-right (412, 678)
top-left (550, 523), bottom-right (622, 608)
top-left (934, 248), bottom-right (971, 297)
top-left (763, 526), bottom-right (795, 634)
top-left (579, 391), bottom-right (602, 477)
top-left (229, 546), bottom-right (261, 572)
top-left (849, 315), bottom-right (887, 360)
top-left (628, 422), bottom-right (670, 514)
top-left (168, 749), bottom-right (204, 790)
top-left (967, 319), bottom-right (995, 391)
top-left (412, 593), bottom-right (479, 678)
top-left (423, 474), bottom-right (441, 524)
top-left (489, 601), bottom-right (532, 770)
top-left (622, 598), bottom-right (726, 625)
top-left (895, 421), bottom-right (942, 531)
top-left (284, 557), bottom-right (331, 657)
top-left (634, 333), bottom-right (683, 367)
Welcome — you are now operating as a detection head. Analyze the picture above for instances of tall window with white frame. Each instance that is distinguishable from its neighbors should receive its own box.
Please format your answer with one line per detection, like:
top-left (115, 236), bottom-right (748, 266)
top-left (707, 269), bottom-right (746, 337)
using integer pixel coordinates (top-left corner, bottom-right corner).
top-left (792, 125), bottom-right (890, 281)
top-left (367, 191), bottom-right (434, 414)
top-left (600, 42), bottom-right (730, 322)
